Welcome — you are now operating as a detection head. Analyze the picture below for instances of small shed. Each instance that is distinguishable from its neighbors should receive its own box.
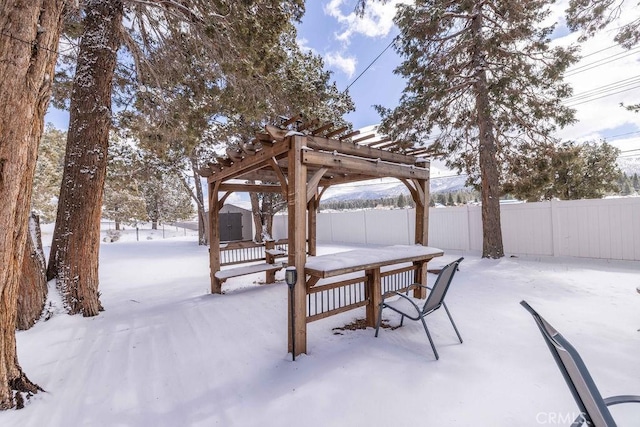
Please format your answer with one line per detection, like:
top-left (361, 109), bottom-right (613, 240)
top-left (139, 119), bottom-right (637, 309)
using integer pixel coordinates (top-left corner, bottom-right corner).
top-left (219, 203), bottom-right (253, 242)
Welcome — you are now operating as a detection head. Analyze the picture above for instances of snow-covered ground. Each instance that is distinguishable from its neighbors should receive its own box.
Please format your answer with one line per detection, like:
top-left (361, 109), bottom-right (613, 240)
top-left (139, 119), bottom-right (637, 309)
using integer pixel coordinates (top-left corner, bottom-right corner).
top-left (3, 232), bottom-right (639, 426)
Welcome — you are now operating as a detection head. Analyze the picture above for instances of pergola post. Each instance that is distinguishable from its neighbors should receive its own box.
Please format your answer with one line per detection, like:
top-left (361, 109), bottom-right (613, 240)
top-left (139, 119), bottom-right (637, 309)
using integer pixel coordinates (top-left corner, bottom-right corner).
top-left (414, 178), bottom-right (429, 246)
top-left (288, 136), bottom-right (308, 356)
top-left (413, 178), bottom-right (430, 298)
top-left (209, 181), bottom-right (222, 294)
top-left (307, 196), bottom-right (317, 256)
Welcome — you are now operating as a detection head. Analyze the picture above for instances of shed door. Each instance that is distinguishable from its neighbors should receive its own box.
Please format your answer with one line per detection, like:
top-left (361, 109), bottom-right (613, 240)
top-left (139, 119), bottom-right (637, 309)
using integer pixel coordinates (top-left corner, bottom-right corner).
top-left (219, 212), bottom-right (243, 241)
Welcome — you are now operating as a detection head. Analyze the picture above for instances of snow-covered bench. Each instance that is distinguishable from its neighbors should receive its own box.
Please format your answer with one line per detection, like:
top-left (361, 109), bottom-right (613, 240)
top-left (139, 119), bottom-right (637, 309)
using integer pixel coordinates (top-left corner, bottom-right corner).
top-left (214, 261), bottom-right (286, 285)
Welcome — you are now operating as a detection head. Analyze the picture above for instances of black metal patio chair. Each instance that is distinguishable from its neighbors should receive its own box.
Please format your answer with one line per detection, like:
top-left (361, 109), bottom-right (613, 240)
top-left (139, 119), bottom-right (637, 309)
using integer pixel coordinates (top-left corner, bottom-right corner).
top-left (521, 300), bottom-right (640, 427)
top-left (374, 257), bottom-right (464, 360)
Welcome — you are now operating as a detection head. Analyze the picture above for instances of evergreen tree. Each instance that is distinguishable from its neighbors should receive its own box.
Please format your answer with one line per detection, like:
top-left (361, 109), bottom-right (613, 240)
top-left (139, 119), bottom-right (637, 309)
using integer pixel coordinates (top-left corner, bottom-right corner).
top-left (103, 136), bottom-right (147, 229)
top-left (567, 0), bottom-right (640, 47)
top-left (397, 194), bottom-right (406, 208)
top-left (368, 0), bottom-right (578, 258)
top-left (32, 125), bottom-right (66, 222)
top-left (140, 171), bottom-right (194, 229)
top-left (48, 0), bottom-right (307, 316)
top-left (504, 141), bottom-right (621, 200)
top-left (632, 172), bottom-right (640, 191)
top-left (447, 193), bottom-right (455, 206)
top-left (0, 0), bottom-right (67, 409)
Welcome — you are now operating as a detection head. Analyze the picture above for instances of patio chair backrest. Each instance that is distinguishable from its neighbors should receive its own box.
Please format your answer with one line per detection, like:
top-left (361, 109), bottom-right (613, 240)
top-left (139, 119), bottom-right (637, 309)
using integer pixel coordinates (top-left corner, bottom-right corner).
top-left (520, 301), bottom-right (617, 427)
top-left (423, 257), bottom-right (464, 314)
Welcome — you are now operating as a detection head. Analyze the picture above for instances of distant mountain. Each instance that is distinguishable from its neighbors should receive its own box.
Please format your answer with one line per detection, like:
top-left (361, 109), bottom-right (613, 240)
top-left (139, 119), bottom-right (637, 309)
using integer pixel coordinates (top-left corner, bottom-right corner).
top-left (321, 175), bottom-right (469, 202)
top-left (618, 157), bottom-right (640, 175)
top-left (430, 174), bottom-right (469, 193)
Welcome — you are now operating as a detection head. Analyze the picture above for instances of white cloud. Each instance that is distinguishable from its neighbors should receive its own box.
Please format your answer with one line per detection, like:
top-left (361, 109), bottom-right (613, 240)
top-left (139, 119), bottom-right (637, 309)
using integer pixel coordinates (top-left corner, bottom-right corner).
top-left (552, 33), bottom-right (640, 147)
top-left (296, 37), bottom-right (317, 55)
top-left (324, 51), bottom-right (357, 78)
top-left (323, 0), bottom-right (410, 43)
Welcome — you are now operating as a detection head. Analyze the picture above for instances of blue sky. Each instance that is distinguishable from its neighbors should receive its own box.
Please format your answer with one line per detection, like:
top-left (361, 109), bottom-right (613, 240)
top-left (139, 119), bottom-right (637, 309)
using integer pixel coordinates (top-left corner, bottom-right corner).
top-left (296, 1), bottom-right (406, 129)
top-left (46, 0), bottom-right (640, 159)
top-left (294, 0), bottom-right (640, 157)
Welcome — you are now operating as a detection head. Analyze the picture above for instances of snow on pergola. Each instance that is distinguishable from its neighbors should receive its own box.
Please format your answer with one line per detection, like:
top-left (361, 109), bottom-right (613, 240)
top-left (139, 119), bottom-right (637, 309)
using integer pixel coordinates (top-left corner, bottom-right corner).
top-left (199, 116), bottom-right (434, 356)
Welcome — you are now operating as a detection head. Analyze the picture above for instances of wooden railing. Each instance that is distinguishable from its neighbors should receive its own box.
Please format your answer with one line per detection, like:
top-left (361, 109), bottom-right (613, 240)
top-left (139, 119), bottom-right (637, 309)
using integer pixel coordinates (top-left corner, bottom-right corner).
top-left (306, 265), bottom-right (418, 323)
top-left (220, 239), bottom-right (289, 266)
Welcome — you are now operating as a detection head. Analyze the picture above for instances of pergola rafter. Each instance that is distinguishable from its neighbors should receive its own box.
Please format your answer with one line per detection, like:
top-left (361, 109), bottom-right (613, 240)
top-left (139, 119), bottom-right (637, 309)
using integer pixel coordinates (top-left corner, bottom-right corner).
top-left (200, 116), bottom-right (432, 356)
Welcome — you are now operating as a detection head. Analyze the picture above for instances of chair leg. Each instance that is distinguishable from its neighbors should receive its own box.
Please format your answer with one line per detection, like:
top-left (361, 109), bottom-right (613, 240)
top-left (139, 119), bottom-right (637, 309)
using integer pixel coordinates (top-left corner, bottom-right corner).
top-left (443, 302), bottom-right (463, 343)
top-left (374, 303), bottom-right (384, 337)
top-left (419, 316), bottom-right (439, 360)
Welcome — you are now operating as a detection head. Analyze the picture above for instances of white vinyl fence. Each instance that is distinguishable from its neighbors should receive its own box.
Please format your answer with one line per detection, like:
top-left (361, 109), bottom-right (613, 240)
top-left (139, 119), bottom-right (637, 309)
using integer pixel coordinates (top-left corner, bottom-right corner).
top-left (272, 198), bottom-right (640, 261)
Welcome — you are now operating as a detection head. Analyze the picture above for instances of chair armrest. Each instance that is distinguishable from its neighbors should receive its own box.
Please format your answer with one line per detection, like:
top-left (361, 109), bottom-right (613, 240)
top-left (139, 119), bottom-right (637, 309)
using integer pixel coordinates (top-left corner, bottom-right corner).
top-left (406, 283), bottom-right (431, 292)
top-left (381, 291), bottom-right (422, 314)
top-left (571, 396), bottom-right (640, 426)
top-left (405, 283), bottom-right (433, 297)
top-left (604, 394), bottom-right (640, 406)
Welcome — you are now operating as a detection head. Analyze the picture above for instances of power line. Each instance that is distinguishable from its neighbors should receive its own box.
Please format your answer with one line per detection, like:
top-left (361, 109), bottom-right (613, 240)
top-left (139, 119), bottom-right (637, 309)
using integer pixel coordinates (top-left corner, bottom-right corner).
top-left (600, 130), bottom-right (640, 141)
top-left (565, 75), bottom-right (640, 102)
top-left (343, 36), bottom-right (396, 92)
top-left (579, 43), bottom-right (622, 59)
top-left (565, 47), bottom-right (640, 77)
top-left (565, 84), bottom-right (640, 106)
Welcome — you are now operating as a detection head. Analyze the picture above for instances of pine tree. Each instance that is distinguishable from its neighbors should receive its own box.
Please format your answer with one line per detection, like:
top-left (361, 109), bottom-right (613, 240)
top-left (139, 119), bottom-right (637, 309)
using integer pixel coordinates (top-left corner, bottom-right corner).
top-left (567, 0), bottom-right (640, 47)
top-left (447, 193), bottom-right (455, 206)
top-left (632, 172), bottom-right (640, 191)
top-left (504, 141), bottom-right (621, 200)
top-left (103, 136), bottom-right (147, 229)
top-left (32, 125), bottom-right (66, 222)
top-left (48, 0), bottom-right (307, 316)
top-left (0, 0), bottom-right (66, 409)
top-left (371, 0), bottom-right (578, 258)
top-left (397, 194), bottom-right (406, 208)
top-left (138, 159), bottom-right (195, 230)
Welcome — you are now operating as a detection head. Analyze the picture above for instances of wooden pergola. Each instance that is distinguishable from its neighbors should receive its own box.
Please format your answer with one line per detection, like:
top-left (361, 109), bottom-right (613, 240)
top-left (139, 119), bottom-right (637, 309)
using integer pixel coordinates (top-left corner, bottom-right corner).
top-left (200, 116), bottom-right (432, 356)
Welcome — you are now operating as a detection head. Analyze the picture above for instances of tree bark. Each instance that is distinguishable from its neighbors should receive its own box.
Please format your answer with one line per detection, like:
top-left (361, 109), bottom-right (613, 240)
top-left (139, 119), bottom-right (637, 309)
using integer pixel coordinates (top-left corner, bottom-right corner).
top-left (472, 5), bottom-right (504, 259)
top-left (179, 161), bottom-right (207, 245)
top-left (0, 0), bottom-right (66, 409)
top-left (47, 0), bottom-right (123, 316)
top-left (249, 190), bottom-right (263, 242)
top-left (17, 213), bottom-right (48, 331)
top-left (192, 166), bottom-right (207, 245)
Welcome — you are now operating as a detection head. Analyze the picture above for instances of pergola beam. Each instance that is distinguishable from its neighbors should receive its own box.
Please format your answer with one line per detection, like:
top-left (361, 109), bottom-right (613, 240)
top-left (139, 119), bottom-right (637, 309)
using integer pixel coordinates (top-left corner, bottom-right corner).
top-left (302, 150), bottom-right (430, 181)
top-left (305, 135), bottom-right (418, 166)
top-left (206, 142), bottom-right (290, 183)
top-left (218, 183), bottom-right (283, 193)
top-left (204, 119), bottom-right (435, 357)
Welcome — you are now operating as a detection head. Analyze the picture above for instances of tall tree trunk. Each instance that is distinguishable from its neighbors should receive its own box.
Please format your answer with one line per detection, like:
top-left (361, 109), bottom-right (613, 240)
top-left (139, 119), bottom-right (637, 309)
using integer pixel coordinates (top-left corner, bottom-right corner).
top-left (17, 213), bottom-right (48, 331)
top-left (179, 161), bottom-right (207, 245)
top-left (249, 190), bottom-right (263, 242)
top-left (472, 5), bottom-right (504, 259)
top-left (47, 0), bottom-right (123, 316)
top-left (0, 0), bottom-right (66, 409)
top-left (192, 167), bottom-right (208, 245)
